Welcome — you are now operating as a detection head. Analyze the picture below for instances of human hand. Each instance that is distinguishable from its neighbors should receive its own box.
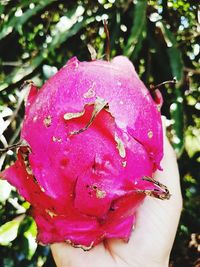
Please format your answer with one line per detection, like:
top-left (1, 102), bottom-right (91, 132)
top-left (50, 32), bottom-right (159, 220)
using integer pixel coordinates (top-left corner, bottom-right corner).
top-left (51, 124), bottom-right (182, 267)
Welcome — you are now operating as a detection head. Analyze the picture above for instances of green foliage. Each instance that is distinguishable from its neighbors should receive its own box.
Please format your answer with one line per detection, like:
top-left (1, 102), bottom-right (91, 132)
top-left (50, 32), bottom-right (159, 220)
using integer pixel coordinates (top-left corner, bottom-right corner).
top-left (124, 0), bottom-right (147, 57)
top-left (0, 219), bottom-right (22, 246)
top-left (0, 0), bottom-right (199, 266)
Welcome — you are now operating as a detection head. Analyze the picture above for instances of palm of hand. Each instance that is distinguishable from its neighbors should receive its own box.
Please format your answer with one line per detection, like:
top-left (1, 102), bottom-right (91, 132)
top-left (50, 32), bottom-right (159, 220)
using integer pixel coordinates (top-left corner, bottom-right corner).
top-left (51, 137), bottom-right (182, 267)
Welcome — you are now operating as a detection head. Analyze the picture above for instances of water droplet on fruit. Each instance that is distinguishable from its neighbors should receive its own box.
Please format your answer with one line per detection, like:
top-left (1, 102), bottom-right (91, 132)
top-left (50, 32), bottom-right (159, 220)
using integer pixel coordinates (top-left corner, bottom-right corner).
top-left (33, 116), bottom-right (37, 122)
top-left (117, 81), bottom-right (122, 86)
top-left (122, 161), bottom-right (127, 167)
top-left (148, 131), bottom-right (153, 139)
top-left (52, 136), bottom-right (62, 142)
top-left (83, 83), bottom-right (96, 98)
top-left (43, 115), bottom-right (52, 127)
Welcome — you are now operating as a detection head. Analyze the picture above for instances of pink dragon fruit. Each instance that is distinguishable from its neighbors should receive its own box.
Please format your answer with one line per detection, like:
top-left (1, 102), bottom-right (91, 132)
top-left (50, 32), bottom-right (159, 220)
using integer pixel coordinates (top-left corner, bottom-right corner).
top-left (1, 56), bottom-right (169, 250)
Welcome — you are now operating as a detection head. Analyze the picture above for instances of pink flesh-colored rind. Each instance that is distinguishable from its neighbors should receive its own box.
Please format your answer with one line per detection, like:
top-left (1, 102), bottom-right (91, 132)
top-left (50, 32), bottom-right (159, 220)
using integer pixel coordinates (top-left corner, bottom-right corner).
top-left (33, 193), bottom-right (144, 246)
top-left (1, 56), bottom-right (164, 247)
top-left (23, 56), bottom-right (162, 166)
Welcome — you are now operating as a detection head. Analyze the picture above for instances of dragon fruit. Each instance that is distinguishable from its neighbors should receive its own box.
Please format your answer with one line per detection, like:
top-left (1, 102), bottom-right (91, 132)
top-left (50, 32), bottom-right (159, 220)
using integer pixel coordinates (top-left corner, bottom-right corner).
top-left (1, 56), bottom-right (169, 250)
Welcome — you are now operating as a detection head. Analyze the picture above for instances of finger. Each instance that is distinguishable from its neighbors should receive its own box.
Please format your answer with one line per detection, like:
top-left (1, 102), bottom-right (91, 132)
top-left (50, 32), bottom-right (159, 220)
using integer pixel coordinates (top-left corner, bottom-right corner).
top-left (51, 242), bottom-right (107, 267)
top-left (155, 115), bottom-right (182, 209)
top-left (51, 243), bottom-right (73, 267)
top-left (106, 117), bottom-right (182, 265)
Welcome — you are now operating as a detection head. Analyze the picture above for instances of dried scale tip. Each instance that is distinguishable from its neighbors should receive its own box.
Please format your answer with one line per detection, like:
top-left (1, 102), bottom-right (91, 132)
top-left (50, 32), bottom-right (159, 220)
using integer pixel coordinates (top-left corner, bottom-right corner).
top-left (87, 44), bottom-right (97, 61)
top-left (142, 176), bottom-right (171, 200)
top-left (20, 146), bottom-right (34, 176)
top-left (149, 78), bottom-right (176, 107)
top-left (65, 240), bottom-right (94, 251)
top-left (0, 140), bottom-right (30, 155)
top-left (70, 98), bottom-right (108, 135)
top-left (103, 19), bottom-right (110, 61)
top-left (19, 80), bottom-right (34, 91)
top-left (150, 78), bottom-right (177, 92)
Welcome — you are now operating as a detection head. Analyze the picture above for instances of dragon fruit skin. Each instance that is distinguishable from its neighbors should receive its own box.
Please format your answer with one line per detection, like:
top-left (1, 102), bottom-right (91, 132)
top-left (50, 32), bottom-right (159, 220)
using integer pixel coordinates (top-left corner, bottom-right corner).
top-left (1, 56), bottom-right (166, 249)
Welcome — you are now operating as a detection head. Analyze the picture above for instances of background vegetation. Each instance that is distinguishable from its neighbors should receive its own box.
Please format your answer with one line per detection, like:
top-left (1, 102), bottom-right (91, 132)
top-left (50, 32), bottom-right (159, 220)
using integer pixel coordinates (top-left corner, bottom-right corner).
top-left (0, 0), bottom-right (199, 266)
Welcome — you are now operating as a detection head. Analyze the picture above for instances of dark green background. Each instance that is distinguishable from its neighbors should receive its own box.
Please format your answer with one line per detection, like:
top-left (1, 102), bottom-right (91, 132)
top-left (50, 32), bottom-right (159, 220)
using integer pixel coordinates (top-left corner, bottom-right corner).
top-left (0, 0), bottom-right (199, 266)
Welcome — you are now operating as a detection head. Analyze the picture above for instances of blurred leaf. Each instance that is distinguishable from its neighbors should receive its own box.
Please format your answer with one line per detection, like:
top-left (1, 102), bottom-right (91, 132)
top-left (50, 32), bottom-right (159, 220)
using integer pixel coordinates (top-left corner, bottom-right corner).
top-left (22, 201), bottom-right (31, 210)
top-left (23, 218), bottom-right (37, 260)
top-left (0, 10), bottom-right (89, 91)
top-left (0, 180), bottom-right (12, 202)
top-left (2, 258), bottom-right (14, 267)
top-left (158, 22), bottom-right (184, 155)
top-left (0, 4), bottom-right (5, 16)
top-left (185, 129), bottom-right (200, 158)
top-left (42, 65), bottom-right (58, 79)
top-left (158, 22), bottom-right (184, 82)
top-left (170, 96), bottom-right (184, 156)
top-left (110, 12), bottom-right (121, 51)
top-left (124, 0), bottom-right (147, 57)
top-left (131, 23), bottom-right (146, 61)
top-left (0, 216), bottom-right (24, 245)
top-left (0, 1), bottom-right (55, 40)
